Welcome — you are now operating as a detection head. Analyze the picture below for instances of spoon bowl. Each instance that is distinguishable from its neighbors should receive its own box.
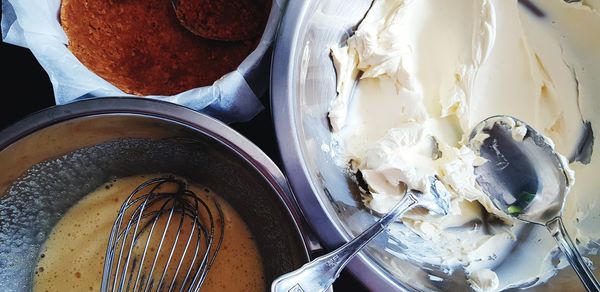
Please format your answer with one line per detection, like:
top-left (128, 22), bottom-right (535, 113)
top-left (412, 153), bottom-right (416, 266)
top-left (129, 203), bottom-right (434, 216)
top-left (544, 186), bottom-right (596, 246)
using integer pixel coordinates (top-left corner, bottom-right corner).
top-left (468, 116), bottom-right (571, 224)
top-left (468, 115), bottom-right (599, 291)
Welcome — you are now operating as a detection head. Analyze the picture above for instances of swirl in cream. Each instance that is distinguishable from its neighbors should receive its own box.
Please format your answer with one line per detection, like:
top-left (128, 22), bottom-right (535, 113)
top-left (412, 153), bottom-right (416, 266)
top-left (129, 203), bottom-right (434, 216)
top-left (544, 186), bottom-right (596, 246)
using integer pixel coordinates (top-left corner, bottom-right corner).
top-left (328, 0), bottom-right (600, 290)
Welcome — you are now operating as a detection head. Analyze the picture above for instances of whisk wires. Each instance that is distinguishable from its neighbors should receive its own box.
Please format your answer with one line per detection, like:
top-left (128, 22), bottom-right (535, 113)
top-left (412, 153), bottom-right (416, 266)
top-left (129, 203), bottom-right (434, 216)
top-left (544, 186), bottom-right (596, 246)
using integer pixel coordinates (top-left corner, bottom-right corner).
top-left (101, 177), bottom-right (224, 292)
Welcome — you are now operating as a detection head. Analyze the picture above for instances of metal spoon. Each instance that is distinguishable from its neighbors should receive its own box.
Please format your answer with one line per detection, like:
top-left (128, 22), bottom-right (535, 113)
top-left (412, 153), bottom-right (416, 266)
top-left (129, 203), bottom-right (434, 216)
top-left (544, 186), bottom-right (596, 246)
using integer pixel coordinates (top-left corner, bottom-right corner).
top-left (171, 0), bottom-right (264, 41)
top-left (271, 176), bottom-right (451, 292)
top-left (468, 115), bottom-right (600, 291)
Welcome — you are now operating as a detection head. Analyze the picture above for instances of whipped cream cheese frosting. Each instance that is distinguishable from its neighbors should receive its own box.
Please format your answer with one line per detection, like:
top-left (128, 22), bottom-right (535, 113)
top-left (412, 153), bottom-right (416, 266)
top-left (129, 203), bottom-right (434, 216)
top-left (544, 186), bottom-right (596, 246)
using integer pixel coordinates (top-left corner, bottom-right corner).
top-left (327, 0), bottom-right (600, 290)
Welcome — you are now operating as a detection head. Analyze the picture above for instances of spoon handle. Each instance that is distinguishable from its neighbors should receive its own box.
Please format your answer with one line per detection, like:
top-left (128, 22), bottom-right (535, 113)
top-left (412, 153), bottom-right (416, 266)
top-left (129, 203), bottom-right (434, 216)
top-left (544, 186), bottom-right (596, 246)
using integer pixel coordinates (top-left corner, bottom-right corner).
top-left (271, 193), bottom-right (418, 292)
top-left (546, 217), bottom-right (600, 291)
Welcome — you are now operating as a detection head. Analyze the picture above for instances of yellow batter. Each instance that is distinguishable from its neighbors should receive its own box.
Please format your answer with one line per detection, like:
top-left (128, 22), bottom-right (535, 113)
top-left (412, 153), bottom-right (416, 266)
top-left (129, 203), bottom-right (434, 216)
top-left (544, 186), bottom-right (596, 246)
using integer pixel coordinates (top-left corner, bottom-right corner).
top-left (33, 175), bottom-right (265, 291)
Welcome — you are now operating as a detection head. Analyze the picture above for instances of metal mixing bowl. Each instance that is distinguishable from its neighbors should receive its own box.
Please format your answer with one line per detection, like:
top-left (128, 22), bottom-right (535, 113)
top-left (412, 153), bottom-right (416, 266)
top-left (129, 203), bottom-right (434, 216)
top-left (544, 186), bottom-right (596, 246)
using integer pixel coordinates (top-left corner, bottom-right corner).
top-left (271, 0), bottom-right (598, 291)
top-left (0, 97), bottom-right (310, 291)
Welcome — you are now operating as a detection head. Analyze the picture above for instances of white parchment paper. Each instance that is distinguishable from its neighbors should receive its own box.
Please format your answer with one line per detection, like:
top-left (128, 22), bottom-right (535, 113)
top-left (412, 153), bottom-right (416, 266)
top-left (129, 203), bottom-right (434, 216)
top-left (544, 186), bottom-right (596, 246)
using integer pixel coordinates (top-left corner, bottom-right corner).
top-left (1, 0), bottom-right (286, 123)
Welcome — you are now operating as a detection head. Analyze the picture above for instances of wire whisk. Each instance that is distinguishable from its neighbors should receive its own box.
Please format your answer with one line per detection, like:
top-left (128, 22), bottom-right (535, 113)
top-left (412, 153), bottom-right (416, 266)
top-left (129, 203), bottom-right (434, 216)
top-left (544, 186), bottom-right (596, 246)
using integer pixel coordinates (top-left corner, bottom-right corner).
top-left (101, 176), bottom-right (224, 292)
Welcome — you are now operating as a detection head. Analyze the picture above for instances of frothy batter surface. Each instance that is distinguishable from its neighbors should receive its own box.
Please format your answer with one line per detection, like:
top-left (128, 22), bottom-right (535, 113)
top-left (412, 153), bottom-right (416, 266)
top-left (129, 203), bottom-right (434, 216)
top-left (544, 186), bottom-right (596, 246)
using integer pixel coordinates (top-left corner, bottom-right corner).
top-left (33, 175), bottom-right (264, 292)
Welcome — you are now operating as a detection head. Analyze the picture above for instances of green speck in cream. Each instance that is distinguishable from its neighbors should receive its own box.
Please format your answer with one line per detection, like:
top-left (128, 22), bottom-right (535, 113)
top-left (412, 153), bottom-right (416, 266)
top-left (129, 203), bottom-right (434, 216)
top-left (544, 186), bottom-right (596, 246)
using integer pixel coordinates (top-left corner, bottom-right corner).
top-left (507, 205), bottom-right (523, 215)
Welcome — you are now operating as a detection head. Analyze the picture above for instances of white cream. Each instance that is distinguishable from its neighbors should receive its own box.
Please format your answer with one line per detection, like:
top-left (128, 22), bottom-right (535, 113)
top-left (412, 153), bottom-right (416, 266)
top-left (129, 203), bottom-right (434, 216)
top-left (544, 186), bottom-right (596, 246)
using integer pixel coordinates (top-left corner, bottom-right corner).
top-left (329, 46), bottom-right (360, 132)
top-left (328, 0), bottom-right (600, 289)
top-left (468, 269), bottom-right (500, 292)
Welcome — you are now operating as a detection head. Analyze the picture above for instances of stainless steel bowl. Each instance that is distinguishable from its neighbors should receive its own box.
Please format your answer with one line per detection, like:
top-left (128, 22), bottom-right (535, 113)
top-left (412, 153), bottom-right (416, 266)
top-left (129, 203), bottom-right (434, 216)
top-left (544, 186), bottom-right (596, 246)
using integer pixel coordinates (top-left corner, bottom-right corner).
top-left (0, 97), bottom-right (310, 291)
top-left (271, 0), bottom-right (596, 291)
top-left (272, 2), bottom-right (420, 290)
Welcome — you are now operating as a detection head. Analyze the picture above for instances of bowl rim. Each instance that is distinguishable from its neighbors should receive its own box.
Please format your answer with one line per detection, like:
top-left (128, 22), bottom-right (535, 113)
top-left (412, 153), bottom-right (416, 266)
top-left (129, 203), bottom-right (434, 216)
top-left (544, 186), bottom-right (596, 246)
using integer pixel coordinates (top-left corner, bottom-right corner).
top-left (0, 96), bottom-right (311, 264)
top-left (270, 1), bottom-right (413, 291)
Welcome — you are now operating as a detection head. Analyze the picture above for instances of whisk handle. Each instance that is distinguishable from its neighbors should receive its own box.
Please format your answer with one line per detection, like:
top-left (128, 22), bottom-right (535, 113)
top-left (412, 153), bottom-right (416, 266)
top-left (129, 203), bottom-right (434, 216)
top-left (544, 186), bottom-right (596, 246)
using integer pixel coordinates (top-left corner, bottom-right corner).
top-left (270, 193), bottom-right (417, 292)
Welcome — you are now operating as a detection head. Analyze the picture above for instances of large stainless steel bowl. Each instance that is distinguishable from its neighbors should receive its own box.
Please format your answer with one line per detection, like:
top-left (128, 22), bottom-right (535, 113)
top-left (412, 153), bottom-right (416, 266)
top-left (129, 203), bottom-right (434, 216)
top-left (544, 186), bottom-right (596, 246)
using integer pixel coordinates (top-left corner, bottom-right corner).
top-left (0, 97), bottom-right (310, 291)
top-left (271, 0), bottom-right (597, 291)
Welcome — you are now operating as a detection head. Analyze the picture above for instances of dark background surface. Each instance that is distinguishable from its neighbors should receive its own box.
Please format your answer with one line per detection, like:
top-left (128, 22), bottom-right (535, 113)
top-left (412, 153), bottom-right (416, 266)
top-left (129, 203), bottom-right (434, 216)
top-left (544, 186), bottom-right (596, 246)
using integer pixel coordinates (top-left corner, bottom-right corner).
top-left (0, 41), bottom-right (369, 291)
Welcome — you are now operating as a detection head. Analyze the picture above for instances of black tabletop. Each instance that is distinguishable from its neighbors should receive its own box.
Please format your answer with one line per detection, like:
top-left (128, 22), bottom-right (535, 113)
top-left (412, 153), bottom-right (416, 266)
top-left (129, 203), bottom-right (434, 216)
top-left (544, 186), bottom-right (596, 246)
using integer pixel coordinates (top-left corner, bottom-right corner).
top-left (0, 41), bottom-right (369, 292)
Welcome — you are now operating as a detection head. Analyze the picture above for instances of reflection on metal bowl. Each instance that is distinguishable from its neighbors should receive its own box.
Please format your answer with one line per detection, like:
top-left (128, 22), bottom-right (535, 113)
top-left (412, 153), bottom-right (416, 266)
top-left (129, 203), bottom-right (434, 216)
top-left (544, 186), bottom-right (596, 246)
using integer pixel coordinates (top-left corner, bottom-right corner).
top-left (271, 0), bottom-right (598, 291)
top-left (0, 97), bottom-right (309, 291)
